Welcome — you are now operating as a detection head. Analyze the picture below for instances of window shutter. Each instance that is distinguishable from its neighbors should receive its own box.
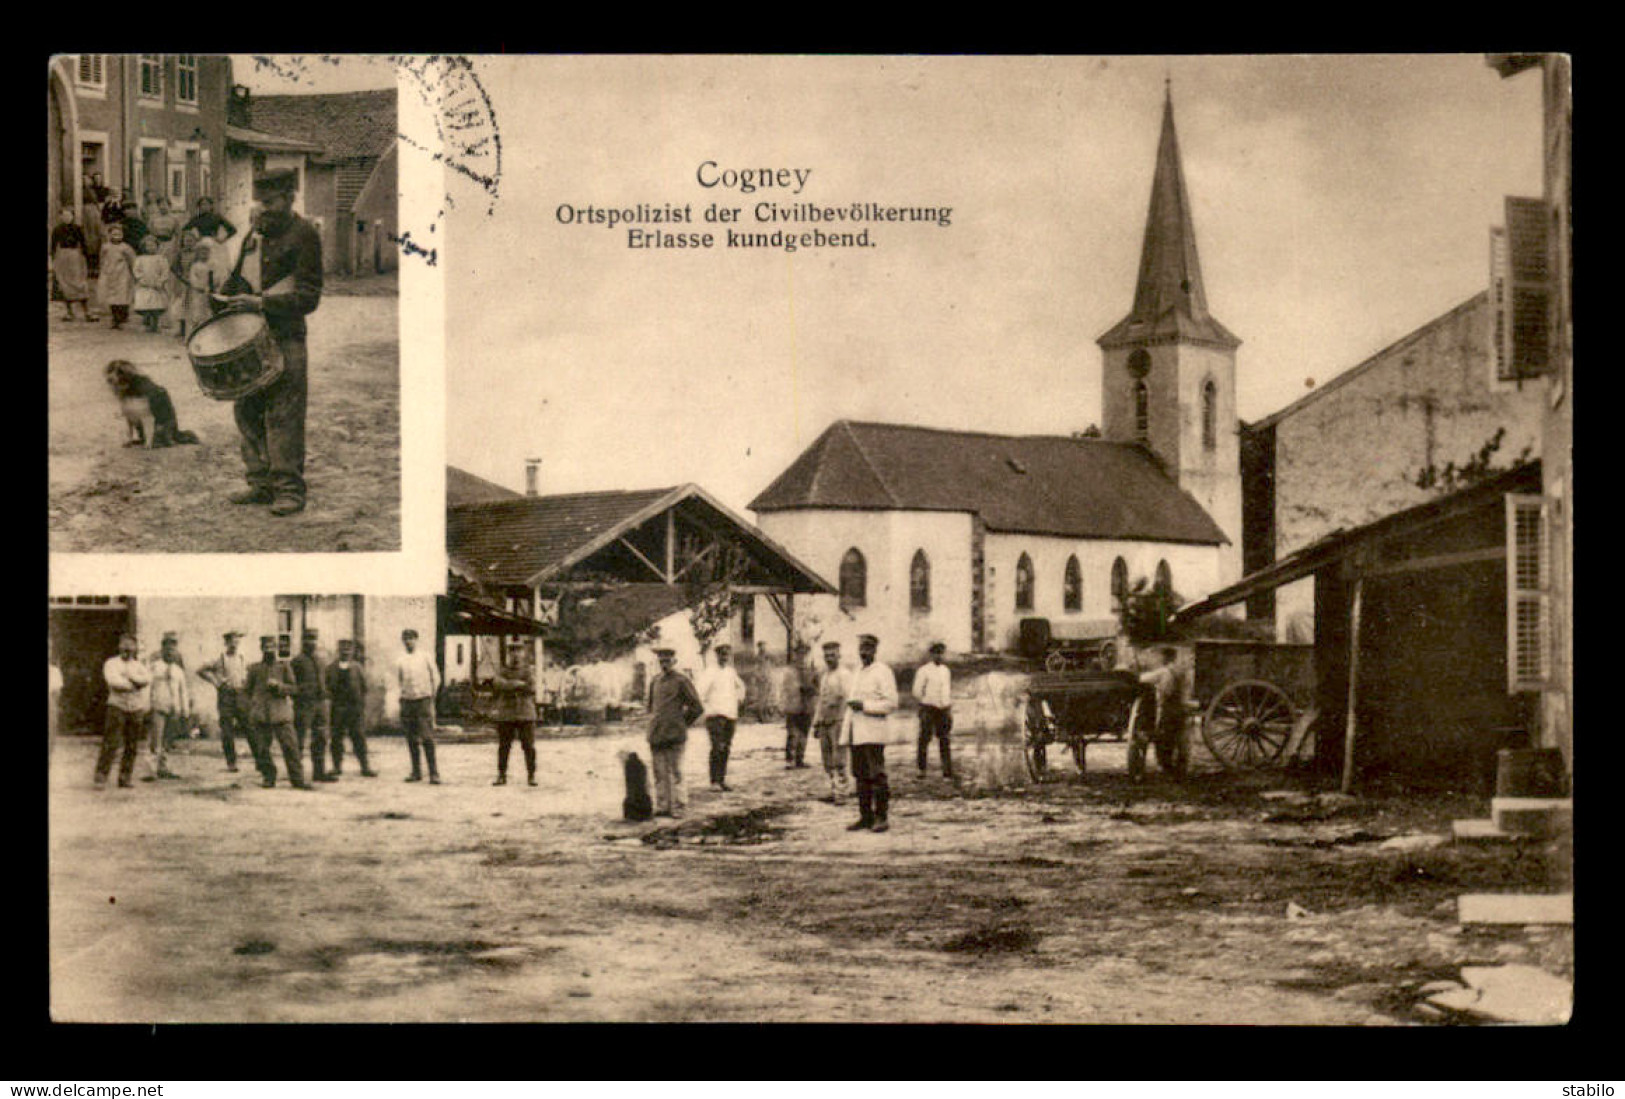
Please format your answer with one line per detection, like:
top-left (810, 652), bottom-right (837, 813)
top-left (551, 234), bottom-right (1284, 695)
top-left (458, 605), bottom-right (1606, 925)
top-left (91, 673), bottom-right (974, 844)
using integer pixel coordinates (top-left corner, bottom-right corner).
top-left (1506, 493), bottom-right (1549, 691)
top-left (1504, 197), bottom-right (1550, 379)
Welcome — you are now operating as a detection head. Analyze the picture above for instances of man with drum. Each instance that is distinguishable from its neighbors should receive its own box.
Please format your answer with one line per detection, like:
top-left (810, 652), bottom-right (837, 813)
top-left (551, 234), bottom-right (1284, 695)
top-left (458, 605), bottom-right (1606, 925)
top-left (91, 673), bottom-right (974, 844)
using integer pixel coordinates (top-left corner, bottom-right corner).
top-left (217, 168), bottom-right (323, 518)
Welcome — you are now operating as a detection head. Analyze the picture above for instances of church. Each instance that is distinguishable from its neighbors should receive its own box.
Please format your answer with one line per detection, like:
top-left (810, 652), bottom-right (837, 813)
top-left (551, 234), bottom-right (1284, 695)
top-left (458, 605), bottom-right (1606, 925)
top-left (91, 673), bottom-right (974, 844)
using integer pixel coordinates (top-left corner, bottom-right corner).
top-left (749, 92), bottom-right (1243, 662)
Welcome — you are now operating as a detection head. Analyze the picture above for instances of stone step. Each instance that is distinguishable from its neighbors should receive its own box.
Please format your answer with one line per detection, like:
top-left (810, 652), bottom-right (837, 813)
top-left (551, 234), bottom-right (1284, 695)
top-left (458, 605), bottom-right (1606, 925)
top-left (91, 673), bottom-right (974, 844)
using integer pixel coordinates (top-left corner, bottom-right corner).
top-left (1452, 818), bottom-right (1518, 843)
top-left (1491, 797), bottom-right (1573, 837)
top-left (1458, 892), bottom-right (1573, 926)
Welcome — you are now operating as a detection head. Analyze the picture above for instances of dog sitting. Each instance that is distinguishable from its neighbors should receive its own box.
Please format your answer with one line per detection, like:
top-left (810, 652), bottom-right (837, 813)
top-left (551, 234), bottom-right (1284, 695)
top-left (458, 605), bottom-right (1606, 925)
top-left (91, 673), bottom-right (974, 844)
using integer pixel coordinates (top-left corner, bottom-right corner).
top-left (622, 751), bottom-right (654, 822)
top-left (105, 359), bottom-right (200, 449)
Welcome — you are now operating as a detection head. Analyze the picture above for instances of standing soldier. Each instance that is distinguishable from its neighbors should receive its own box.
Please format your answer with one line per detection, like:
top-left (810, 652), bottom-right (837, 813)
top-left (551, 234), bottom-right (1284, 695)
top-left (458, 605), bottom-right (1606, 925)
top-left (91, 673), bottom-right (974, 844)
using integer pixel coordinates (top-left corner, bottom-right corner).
top-left (781, 639), bottom-right (816, 769)
top-left (325, 639), bottom-right (375, 778)
top-left (490, 646), bottom-right (538, 786)
top-left (290, 629), bottom-right (334, 782)
top-left (145, 632), bottom-right (189, 781)
top-left (842, 634), bottom-right (898, 832)
top-left (813, 641), bottom-right (853, 803)
top-left (698, 643), bottom-right (747, 791)
top-left (95, 634), bottom-right (151, 789)
top-left (395, 629), bottom-right (441, 784)
top-left (199, 630), bottom-right (250, 774)
top-left (246, 635), bottom-right (308, 789)
top-left (646, 648), bottom-right (703, 818)
top-left (914, 641), bottom-right (955, 781)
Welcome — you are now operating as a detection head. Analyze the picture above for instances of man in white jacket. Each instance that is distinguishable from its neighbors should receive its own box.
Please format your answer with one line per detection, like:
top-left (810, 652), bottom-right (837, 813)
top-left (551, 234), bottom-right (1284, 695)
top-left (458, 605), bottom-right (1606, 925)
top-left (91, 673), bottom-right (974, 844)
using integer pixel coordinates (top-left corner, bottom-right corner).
top-left (841, 633), bottom-right (898, 832)
top-left (698, 643), bottom-right (747, 791)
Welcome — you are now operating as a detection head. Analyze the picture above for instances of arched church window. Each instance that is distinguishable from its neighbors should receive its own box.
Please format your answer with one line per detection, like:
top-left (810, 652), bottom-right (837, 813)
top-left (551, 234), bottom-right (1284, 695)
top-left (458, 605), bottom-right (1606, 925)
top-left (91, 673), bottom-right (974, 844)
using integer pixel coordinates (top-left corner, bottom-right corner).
top-left (1111, 556), bottom-right (1129, 611)
top-left (1155, 559), bottom-right (1173, 597)
top-left (910, 549), bottom-right (931, 612)
top-left (1015, 553), bottom-right (1035, 612)
top-left (1063, 555), bottom-right (1083, 612)
top-left (839, 548), bottom-right (867, 610)
top-left (1134, 380), bottom-right (1150, 440)
top-left (1202, 378), bottom-right (1218, 450)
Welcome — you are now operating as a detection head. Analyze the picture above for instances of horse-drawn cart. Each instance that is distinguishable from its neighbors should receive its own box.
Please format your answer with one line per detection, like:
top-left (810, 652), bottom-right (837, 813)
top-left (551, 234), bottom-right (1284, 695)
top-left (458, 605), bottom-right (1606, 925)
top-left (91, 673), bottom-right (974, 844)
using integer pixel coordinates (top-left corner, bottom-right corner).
top-left (1019, 669), bottom-right (1148, 779)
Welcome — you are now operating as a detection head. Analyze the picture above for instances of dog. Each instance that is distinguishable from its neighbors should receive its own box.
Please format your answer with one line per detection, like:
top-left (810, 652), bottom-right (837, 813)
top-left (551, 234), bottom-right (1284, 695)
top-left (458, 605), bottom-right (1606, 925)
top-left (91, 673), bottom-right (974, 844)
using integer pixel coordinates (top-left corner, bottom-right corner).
top-left (105, 360), bottom-right (200, 449)
top-left (622, 751), bottom-right (654, 822)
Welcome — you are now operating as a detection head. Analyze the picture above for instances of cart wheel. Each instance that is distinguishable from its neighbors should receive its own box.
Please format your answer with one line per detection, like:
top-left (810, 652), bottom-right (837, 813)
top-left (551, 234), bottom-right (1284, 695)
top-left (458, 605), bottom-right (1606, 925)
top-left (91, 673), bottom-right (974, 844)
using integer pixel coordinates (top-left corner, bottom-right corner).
top-left (1124, 696), bottom-right (1147, 780)
top-left (1044, 650), bottom-right (1069, 674)
top-left (1021, 697), bottom-right (1050, 781)
top-left (1201, 679), bottom-right (1297, 771)
top-left (1094, 640), bottom-right (1118, 671)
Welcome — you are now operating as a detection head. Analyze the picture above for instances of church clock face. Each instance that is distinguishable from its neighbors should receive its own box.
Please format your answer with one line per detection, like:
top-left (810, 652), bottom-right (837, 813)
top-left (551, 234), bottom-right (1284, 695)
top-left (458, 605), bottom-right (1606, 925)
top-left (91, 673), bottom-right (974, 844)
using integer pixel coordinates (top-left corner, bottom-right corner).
top-left (1127, 349), bottom-right (1152, 378)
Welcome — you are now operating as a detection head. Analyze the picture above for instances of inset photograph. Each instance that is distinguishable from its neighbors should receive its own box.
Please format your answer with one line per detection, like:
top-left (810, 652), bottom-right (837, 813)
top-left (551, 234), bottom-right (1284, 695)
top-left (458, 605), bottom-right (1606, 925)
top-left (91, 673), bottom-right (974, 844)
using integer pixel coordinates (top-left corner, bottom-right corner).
top-left (47, 54), bottom-right (400, 552)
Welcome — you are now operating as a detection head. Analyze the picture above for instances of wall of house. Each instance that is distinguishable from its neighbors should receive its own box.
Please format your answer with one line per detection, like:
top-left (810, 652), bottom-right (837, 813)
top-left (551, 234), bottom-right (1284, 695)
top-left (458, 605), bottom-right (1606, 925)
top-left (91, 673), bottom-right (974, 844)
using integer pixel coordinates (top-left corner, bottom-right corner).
top-left (1265, 292), bottom-right (1543, 632)
top-left (982, 532), bottom-right (1222, 652)
top-left (361, 596), bottom-right (438, 729)
top-left (755, 508), bottom-right (975, 661)
top-left (131, 596), bottom-right (282, 733)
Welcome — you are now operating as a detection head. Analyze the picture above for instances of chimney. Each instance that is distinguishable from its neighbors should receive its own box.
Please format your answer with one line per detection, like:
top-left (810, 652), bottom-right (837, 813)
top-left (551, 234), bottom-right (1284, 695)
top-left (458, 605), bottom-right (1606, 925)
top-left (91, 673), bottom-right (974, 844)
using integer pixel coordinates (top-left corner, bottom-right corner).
top-left (524, 458), bottom-right (541, 497)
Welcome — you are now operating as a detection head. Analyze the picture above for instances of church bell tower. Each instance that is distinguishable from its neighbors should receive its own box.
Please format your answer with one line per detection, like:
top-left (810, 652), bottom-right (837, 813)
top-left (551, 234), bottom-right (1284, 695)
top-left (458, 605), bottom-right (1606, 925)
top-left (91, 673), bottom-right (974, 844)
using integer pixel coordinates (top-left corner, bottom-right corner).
top-left (1097, 85), bottom-right (1243, 584)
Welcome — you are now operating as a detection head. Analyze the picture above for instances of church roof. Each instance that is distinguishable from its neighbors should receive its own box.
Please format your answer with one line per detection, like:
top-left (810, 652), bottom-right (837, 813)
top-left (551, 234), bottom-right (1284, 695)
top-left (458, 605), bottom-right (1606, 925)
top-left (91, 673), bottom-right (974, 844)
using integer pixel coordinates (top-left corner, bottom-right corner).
top-left (749, 421), bottom-right (1228, 546)
top-left (1098, 90), bottom-right (1240, 351)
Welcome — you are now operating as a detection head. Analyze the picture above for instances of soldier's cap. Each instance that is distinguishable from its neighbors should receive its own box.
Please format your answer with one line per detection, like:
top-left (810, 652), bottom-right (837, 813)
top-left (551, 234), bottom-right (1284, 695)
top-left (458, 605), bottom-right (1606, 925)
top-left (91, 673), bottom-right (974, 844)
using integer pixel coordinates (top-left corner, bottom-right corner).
top-left (929, 641), bottom-right (947, 653)
top-left (161, 631), bottom-right (179, 643)
top-left (401, 628), bottom-right (419, 640)
top-left (252, 168), bottom-right (299, 198)
top-left (653, 647), bottom-right (677, 657)
top-left (223, 630), bottom-right (244, 639)
top-left (821, 641), bottom-right (841, 651)
top-left (712, 643), bottom-right (732, 655)
top-left (858, 634), bottom-right (880, 646)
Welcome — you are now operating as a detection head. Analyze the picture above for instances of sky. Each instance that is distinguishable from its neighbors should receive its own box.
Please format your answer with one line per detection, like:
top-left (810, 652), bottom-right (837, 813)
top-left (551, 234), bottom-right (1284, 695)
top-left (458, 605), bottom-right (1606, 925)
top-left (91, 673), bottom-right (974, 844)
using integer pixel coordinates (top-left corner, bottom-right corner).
top-left (440, 54), bottom-right (1544, 515)
top-left (230, 54), bottom-right (397, 95)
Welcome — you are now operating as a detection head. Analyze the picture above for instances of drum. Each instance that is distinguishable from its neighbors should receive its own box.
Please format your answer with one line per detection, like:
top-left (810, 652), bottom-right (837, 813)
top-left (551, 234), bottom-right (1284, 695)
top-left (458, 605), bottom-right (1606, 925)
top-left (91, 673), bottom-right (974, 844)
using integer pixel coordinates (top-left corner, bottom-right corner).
top-left (186, 310), bottom-right (284, 400)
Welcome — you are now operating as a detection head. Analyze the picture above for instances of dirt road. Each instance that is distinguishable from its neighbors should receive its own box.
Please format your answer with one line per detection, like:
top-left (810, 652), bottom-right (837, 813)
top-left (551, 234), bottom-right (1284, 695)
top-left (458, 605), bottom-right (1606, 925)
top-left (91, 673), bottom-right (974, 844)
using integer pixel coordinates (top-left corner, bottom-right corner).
top-left (48, 721), bottom-right (1570, 1023)
top-left (47, 287), bottom-right (400, 554)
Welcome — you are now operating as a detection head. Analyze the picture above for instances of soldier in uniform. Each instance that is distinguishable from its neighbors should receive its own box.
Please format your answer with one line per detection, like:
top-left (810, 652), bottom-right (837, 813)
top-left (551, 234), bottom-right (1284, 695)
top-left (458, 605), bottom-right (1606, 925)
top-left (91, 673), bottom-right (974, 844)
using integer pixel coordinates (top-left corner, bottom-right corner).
top-left (490, 646), bottom-right (538, 786)
top-left (246, 635), bottom-right (309, 789)
top-left (290, 629), bottom-right (334, 782)
top-left (199, 630), bottom-right (250, 774)
top-left (145, 631), bottom-right (189, 781)
top-left (325, 639), bottom-right (375, 777)
top-left (646, 648), bottom-right (703, 817)
top-left (219, 168), bottom-right (323, 517)
top-left (842, 634), bottom-right (899, 832)
top-left (395, 629), bottom-right (441, 784)
top-left (781, 639), bottom-right (816, 768)
top-left (813, 641), bottom-right (853, 803)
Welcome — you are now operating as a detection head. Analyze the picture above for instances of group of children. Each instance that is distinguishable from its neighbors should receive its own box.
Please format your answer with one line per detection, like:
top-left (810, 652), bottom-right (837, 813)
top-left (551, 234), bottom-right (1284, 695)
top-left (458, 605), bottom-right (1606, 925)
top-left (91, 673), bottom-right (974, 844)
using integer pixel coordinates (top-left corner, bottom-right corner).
top-left (96, 225), bottom-right (230, 337)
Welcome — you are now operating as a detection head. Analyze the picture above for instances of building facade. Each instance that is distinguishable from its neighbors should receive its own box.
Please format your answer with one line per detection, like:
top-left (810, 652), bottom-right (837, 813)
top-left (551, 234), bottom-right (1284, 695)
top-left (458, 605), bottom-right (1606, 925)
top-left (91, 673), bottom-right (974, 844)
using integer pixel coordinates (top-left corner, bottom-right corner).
top-left (1242, 287), bottom-right (1546, 638)
top-left (48, 55), bottom-right (232, 236)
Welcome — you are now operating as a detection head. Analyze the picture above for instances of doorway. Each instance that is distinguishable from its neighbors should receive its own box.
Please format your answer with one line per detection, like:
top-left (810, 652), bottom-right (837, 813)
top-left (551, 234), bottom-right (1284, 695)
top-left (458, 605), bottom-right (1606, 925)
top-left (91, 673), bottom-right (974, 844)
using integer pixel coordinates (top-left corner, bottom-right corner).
top-left (49, 600), bottom-right (134, 737)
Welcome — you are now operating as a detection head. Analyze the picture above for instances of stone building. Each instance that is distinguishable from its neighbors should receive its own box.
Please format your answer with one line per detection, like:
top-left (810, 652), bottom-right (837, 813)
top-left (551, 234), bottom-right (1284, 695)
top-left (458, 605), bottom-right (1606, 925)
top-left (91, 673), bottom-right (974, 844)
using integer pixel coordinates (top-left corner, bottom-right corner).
top-left (748, 90), bottom-right (1239, 663)
top-left (1241, 283), bottom-right (1546, 638)
top-left (47, 54), bottom-right (232, 234)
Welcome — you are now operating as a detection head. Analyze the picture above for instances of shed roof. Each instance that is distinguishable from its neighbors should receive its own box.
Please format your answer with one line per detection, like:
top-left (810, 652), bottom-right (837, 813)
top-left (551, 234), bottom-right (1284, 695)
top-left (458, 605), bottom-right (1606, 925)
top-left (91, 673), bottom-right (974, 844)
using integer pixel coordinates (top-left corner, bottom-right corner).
top-left (247, 89), bottom-right (397, 163)
top-left (225, 125), bottom-right (323, 155)
top-left (749, 420), bottom-right (1227, 546)
top-left (448, 483), bottom-right (835, 593)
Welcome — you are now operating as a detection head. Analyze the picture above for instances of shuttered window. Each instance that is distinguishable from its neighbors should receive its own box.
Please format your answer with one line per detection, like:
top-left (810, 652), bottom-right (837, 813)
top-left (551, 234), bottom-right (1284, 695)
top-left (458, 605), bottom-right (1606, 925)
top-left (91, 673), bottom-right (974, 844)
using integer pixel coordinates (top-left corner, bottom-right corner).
top-left (76, 54), bottom-right (105, 89)
top-left (1506, 493), bottom-right (1549, 691)
top-left (139, 55), bottom-right (163, 99)
top-left (1500, 197), bottom-right (1550, 380)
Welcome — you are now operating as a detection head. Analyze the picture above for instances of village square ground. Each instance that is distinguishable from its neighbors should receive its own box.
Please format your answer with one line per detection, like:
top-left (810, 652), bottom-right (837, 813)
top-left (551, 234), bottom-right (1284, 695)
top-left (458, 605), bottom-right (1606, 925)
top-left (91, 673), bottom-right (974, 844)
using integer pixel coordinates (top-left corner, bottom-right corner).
top-left (47, 273), bottom-right (400, 554)
top-left (47, 712), bottom-right (1573, 1025)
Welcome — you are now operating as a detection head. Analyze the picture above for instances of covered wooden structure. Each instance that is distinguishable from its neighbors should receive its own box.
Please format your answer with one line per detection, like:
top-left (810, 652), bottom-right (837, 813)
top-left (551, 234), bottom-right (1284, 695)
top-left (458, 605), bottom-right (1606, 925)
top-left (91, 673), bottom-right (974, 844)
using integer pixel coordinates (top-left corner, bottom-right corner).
top-left (1175, 464), bottom-right (1544, 791)
top-left (447, 481), bottom-right (835, 673)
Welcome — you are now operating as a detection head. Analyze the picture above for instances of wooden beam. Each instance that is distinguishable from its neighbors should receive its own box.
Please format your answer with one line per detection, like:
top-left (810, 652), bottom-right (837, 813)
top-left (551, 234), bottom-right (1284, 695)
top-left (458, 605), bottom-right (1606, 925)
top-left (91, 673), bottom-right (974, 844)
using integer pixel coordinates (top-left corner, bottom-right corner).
top-left (672, 541), bottom-right (718, 583)
top-left (617, 536), bottom-right (668, 583)
top-left (1340, 577), bottom-right (1364, 795)
top-left (765, 593), bottom-right (792, 630)
top-left (785, 592), bottom-right (795, 653)
top-left (1361, 545), bottom-right (1505, 579)
top-left (665, 509), bottom-right (675, 582)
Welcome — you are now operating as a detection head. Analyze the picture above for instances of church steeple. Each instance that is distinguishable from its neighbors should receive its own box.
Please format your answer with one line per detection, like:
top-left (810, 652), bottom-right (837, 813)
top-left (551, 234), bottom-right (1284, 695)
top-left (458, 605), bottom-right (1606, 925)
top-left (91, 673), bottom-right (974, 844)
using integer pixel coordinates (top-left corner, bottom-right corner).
top-left (1099, 88), bottom-right (1239, 350)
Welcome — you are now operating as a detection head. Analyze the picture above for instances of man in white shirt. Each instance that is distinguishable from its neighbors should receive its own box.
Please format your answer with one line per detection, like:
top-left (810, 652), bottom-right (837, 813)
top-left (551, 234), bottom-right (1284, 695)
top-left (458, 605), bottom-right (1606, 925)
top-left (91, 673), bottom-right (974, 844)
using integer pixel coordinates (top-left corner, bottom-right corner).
top-left (813, 641), bottom-right (853, 803)
top-left (146, 631), bottom-right (189, 781)
top-left (914, 640), bottom-right (955, 781)
top-left (199, 630), bottom-right (250, 773)
top-left (395, 628), bottom-right (442, 784)
top-left (95, 634), bottom-right (152, 789)
top-left (698, 643), bottom-right (747, 791)
top-left (841, 633), bottom-right (899, 832)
